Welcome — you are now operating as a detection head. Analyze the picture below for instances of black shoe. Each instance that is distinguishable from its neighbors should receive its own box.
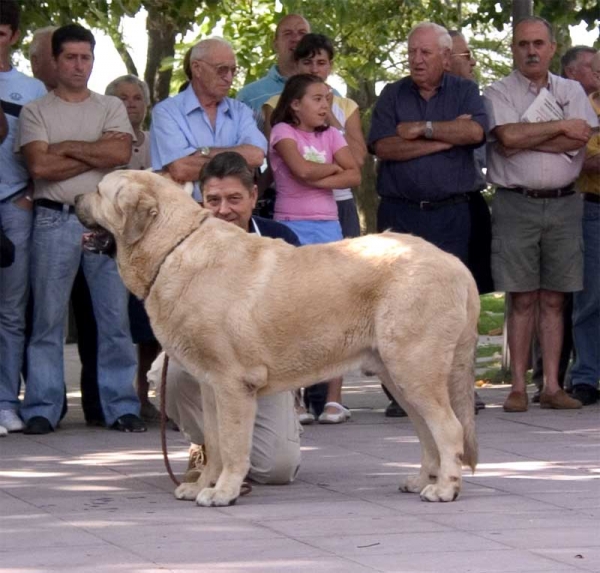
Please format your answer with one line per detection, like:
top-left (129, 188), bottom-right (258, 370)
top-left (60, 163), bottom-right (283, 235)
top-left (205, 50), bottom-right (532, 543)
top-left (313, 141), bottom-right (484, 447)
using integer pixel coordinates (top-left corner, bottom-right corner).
top-left (23, 416), bottom-right (54, 435)
top-left (570, 385), bottom-right (598, 406)
top-left (385, 401), bottom-right (407, 418)
top-left (83, 407), bottom-right (105, 426)
top-left (111, 414), bottom-right (147, 433)
top-left (532, 389), bottom-right (541, 404)
top-left (474, 391), bottom-right (486, 412)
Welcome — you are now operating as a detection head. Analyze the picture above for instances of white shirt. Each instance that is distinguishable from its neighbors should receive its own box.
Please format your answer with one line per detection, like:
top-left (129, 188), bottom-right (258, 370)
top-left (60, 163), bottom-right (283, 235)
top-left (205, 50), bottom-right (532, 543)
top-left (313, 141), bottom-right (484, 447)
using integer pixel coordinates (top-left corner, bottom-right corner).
top-left (483, 70), bottom-right (598, 189)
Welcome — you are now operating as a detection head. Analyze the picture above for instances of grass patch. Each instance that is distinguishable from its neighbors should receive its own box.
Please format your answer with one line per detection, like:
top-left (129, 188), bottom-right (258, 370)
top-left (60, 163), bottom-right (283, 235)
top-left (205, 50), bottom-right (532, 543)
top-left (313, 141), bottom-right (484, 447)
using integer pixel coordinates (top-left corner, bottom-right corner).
top-left (480, 292), bottom-right (506, 314)
top-left (476, 344), bottom-right (502, 359)
top-left (476, 367), bottom-right (533, 385)
top-left (478, 312), bottom-right (503, 335)
top-left (478, 292), bottom-right (505, 335)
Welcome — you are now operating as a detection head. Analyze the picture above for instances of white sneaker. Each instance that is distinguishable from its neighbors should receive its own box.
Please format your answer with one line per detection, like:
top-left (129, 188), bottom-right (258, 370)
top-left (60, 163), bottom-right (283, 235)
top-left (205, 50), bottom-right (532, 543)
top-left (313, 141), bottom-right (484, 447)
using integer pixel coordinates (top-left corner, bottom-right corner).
top-left (0, 409), bottom-right (25, 432)
top-left (0, 425), bottom-right (7, 437)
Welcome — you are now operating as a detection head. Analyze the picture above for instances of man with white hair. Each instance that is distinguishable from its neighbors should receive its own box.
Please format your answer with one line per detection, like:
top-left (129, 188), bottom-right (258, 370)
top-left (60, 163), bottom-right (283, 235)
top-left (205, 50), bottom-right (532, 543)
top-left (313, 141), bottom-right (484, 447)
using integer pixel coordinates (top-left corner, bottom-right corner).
top-left (368, 22), bottom-right (487, 418)
top-left (368, 22), bottom-right (487, 266)
top-left (569, 49), bottom-right (600, 406)
top-left (29, 26), bottom-right (58, 90)
top-left (150, 37), bottom-right (267, 196)
top-left (561, 46), bottom-right (600, 97)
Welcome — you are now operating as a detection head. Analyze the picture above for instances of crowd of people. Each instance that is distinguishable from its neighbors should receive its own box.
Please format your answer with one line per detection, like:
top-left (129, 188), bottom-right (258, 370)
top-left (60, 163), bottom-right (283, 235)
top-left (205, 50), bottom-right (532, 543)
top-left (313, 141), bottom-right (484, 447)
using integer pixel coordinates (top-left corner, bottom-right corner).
top-left (0, 0), bottom-right (598, 490)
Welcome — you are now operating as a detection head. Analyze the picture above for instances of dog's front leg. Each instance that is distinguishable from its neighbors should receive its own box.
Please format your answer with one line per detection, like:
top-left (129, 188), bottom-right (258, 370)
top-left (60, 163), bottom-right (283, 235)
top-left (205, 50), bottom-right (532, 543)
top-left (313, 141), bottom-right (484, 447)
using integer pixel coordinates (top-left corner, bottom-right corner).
top-left (174, 383), bottom-right (223, 501)
top-left (196, 385), bottom-right (257, 507)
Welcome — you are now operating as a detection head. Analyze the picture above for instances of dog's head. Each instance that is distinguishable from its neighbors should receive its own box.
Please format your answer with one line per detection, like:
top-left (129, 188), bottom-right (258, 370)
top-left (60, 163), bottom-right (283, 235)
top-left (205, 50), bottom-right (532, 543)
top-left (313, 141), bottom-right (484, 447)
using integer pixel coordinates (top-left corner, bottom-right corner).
top-left (76, 170), bottom-right (196, 244)
top-left (75, 170), bottom-right (208, 297)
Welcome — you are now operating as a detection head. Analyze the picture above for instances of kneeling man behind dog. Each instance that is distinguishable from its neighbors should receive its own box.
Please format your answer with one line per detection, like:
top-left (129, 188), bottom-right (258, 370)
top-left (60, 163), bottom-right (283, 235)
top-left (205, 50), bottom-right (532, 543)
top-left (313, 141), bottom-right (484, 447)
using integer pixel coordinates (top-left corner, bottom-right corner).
top-left (149, 153), bottom-right (303, 487)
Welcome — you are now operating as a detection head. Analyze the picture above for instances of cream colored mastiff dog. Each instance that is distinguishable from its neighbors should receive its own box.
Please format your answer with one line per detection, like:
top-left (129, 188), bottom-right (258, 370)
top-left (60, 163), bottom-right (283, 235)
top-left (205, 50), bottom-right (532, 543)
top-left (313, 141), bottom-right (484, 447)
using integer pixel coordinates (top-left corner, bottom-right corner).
top-left (75, 169), bottom-right (480, 507)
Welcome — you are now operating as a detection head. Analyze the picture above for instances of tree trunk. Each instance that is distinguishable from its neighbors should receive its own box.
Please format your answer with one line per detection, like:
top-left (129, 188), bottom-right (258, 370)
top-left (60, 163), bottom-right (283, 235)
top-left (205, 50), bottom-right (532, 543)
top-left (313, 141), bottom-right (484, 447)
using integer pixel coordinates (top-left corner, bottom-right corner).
top-left (511, 0), bottom-right (533, 25)
top-left (144, 6), bottom-right (177, 104)
top-left (348, 79), bottom-right (379, 234)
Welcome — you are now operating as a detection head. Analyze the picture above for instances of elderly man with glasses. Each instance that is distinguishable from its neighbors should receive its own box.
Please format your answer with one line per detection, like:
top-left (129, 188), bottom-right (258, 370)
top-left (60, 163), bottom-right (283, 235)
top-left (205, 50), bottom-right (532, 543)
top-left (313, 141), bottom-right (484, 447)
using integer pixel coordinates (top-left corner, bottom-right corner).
top-left (150, 38), bottom-right (267, 197)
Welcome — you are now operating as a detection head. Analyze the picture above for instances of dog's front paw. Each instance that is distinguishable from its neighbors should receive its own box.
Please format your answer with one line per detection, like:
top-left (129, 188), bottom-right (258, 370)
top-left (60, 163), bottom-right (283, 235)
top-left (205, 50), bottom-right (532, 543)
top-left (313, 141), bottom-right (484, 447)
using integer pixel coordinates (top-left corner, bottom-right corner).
top-left (174, 482), bottom-right (202, 501)
top-left (196, 486), bottom-right (239, 507)
top-left (419, 482), bottom-right (460, 502)
top-left (398, 474), bottom-right (435, 493)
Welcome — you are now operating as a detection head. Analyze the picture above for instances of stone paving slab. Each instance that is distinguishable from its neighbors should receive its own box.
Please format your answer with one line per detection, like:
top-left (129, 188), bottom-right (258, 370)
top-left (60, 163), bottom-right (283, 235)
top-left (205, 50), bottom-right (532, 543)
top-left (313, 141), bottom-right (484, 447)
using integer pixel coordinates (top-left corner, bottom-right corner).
top-left (0, 344), bottom-right (599, 573)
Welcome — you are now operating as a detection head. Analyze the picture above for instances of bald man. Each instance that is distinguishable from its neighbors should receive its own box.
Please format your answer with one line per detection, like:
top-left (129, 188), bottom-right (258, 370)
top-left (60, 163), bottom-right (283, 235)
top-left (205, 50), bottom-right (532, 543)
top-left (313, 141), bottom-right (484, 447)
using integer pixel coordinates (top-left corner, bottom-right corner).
top-left (151, 37), bottom-right (266, 197)
top-left (237, 13), bottom-right (310, 129)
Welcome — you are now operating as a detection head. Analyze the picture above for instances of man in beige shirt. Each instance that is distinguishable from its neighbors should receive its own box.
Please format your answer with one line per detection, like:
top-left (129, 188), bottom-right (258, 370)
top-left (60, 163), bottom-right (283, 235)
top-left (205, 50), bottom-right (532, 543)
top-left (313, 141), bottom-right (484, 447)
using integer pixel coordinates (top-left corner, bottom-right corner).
top-left (483, 17), bottom-right (597, 413)
top-left (17, 24), bottom-right (144, 434)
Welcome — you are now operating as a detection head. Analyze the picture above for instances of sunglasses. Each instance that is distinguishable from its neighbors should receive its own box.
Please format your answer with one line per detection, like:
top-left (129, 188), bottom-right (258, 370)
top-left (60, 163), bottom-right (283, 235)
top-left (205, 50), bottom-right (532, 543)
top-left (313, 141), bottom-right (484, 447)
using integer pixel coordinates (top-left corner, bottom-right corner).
top-left (197, 60), bottom-right (238, 78)
top-left (452, 51), bottom-right (474, 61)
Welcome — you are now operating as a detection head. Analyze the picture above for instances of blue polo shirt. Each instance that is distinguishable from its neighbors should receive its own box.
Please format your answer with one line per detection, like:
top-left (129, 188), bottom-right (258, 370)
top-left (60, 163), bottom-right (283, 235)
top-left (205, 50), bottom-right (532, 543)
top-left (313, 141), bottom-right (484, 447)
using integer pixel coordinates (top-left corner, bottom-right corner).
top-left (0, 68), bottom-right (46, 201)
top-left (150, 85), bottom-right (267, 196)
top-left (237, 65), bottom-right (286, 129)
top-left (368, 73), bottom-right (488, 202)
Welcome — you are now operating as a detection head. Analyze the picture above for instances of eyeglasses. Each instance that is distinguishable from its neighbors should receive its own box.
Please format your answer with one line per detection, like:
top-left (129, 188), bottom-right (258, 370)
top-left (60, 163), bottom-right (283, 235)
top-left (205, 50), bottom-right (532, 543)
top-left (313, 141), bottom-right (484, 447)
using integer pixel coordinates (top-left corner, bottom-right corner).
top-left (452, 51), bottom-right (474, 61)
top-left (197, 59), bottom-right (238, 78)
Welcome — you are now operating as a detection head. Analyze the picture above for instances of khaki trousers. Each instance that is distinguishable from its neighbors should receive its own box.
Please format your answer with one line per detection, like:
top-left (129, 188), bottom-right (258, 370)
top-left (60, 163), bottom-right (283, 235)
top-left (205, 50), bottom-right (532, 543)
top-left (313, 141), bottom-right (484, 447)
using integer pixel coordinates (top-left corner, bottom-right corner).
top-left (149, 353), bottom-right (301, 484)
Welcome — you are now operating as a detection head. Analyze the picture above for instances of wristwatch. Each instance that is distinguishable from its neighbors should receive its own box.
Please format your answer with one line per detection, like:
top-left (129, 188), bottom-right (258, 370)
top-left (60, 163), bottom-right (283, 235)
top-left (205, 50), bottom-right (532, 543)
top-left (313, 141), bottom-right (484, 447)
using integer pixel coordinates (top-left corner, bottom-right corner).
top-left (424, 121), bottom-right (434, 139)
top-left (199, 146), bottom-right (211, 157)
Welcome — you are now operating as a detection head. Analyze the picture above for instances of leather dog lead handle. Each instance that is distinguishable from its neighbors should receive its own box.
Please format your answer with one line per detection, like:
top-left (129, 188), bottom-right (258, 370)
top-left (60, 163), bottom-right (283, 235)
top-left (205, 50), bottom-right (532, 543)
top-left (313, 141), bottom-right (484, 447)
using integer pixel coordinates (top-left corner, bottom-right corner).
top-left (160, 354), bottom-right (181, 486)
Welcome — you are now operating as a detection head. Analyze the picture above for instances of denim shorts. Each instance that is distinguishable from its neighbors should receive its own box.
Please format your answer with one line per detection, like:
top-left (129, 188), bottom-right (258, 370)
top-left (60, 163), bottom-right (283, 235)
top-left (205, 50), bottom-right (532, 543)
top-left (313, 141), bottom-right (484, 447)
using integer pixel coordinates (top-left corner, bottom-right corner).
top-left (491, 190), bottom-right (583, 292)
top-left (279, 219), bottom-right (343, 245)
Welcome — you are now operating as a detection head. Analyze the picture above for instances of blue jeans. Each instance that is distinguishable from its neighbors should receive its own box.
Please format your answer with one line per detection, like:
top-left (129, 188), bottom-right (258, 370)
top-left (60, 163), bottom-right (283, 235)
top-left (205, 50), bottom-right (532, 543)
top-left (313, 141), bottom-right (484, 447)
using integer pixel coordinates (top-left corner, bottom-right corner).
top-left (21, 207), bottom-right (139, 427)
top-left (0, 197), bottom-right (32, 411)
top-left (570, 200), bottom-right (600, 389)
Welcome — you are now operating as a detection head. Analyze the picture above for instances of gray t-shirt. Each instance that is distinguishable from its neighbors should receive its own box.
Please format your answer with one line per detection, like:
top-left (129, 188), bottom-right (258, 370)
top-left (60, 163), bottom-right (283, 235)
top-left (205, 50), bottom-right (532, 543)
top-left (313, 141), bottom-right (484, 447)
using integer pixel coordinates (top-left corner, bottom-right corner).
top-left (18, 90), bottom-right (134, 204)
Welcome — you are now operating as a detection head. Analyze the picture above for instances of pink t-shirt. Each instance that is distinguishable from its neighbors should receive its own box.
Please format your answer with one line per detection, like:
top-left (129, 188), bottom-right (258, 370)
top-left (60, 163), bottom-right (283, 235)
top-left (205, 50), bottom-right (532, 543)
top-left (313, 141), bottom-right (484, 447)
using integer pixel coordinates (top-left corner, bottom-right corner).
top-left (269, 122), bottom-right (348, 221)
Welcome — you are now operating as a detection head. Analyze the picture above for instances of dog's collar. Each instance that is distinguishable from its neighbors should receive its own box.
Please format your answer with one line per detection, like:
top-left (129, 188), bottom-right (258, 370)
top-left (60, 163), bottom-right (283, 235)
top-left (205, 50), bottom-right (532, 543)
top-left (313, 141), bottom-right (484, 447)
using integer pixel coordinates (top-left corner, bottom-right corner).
top-left (142, 219), bottom-right (206, 300)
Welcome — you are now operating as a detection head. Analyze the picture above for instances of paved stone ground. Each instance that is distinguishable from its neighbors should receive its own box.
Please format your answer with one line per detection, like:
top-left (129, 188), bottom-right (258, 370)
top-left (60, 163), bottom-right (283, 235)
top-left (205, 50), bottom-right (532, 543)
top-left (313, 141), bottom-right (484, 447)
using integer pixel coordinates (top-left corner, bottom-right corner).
top-left (1, 344), bottom-right (599, 572)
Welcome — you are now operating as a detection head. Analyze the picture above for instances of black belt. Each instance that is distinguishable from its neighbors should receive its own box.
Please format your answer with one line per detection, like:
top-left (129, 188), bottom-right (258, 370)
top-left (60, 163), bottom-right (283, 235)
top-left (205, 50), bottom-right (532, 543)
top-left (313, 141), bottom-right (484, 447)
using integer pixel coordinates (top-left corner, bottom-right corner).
top-left (382, 194), bottom-right (470, 211)
top-left (499, 185), bottom-right (575, 199)
top-left (34, 199), bottom-right (75, 213)
top-left (584, 193), bottom-right (600, 204)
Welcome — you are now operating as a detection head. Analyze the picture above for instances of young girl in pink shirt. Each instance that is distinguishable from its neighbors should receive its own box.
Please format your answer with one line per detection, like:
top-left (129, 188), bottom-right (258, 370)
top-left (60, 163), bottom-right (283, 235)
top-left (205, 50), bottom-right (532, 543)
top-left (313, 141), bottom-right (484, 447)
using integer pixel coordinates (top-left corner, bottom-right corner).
top-left (269, 74), bottom-right (361, 424)
top-left (269, 74), bottom-right (360, 244)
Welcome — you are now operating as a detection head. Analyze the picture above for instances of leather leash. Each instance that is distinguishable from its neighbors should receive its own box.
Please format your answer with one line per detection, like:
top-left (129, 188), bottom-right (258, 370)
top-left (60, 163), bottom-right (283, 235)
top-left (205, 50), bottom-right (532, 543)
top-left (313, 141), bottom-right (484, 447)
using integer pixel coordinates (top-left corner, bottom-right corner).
top-left (160, 354), bottom-right (181, 486)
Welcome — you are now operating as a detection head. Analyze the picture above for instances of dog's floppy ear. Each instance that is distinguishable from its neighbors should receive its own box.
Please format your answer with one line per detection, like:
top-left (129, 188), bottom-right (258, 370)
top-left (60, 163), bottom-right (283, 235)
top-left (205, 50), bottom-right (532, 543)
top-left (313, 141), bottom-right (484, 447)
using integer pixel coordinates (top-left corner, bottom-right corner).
top-left (119, 188), bottom-right (159, 245)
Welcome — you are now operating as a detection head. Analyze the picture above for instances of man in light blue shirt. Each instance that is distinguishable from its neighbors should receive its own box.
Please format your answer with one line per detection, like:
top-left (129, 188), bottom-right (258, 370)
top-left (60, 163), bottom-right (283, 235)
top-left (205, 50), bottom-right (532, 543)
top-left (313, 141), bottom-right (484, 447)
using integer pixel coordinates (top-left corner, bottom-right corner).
top-left (0, 0), bottom-right (46, 433)
top-left (236, 14), bottom-right (310, 130)
top-left (151, 37), bottom-right (266, 197)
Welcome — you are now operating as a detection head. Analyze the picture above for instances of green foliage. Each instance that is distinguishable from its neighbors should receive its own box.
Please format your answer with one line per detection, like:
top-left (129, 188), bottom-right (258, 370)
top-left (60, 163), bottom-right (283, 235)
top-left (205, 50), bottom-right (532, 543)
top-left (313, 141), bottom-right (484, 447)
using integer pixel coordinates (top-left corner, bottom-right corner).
top-left (169, 0), bottom-right (283, 94)
top-left (280, 0), bottom-right (459, 89)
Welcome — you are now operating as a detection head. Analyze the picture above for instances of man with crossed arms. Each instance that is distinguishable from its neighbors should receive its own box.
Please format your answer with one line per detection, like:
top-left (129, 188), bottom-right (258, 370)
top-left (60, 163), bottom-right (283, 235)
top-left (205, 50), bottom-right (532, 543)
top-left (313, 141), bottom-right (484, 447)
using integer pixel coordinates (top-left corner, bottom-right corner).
top-left (483, 17), bottom-right (597, 413)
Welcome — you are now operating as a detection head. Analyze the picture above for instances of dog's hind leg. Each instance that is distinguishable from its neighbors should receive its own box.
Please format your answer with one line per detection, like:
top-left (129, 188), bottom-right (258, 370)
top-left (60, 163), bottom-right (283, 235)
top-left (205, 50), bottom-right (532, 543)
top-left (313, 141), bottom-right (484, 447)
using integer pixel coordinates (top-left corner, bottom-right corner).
top-left (379, 371), bottom-right (439, 494)
top-left (196, 383), bottom-right (258, 507)
top-left (381, 345), bottom-right (464, 502)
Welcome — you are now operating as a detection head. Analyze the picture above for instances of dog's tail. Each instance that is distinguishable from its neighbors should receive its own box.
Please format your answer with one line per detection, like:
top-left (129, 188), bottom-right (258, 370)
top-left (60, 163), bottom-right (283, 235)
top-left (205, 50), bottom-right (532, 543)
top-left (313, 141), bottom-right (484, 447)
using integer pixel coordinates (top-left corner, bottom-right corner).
top-left (449, 283), bottom-right (480, 473)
